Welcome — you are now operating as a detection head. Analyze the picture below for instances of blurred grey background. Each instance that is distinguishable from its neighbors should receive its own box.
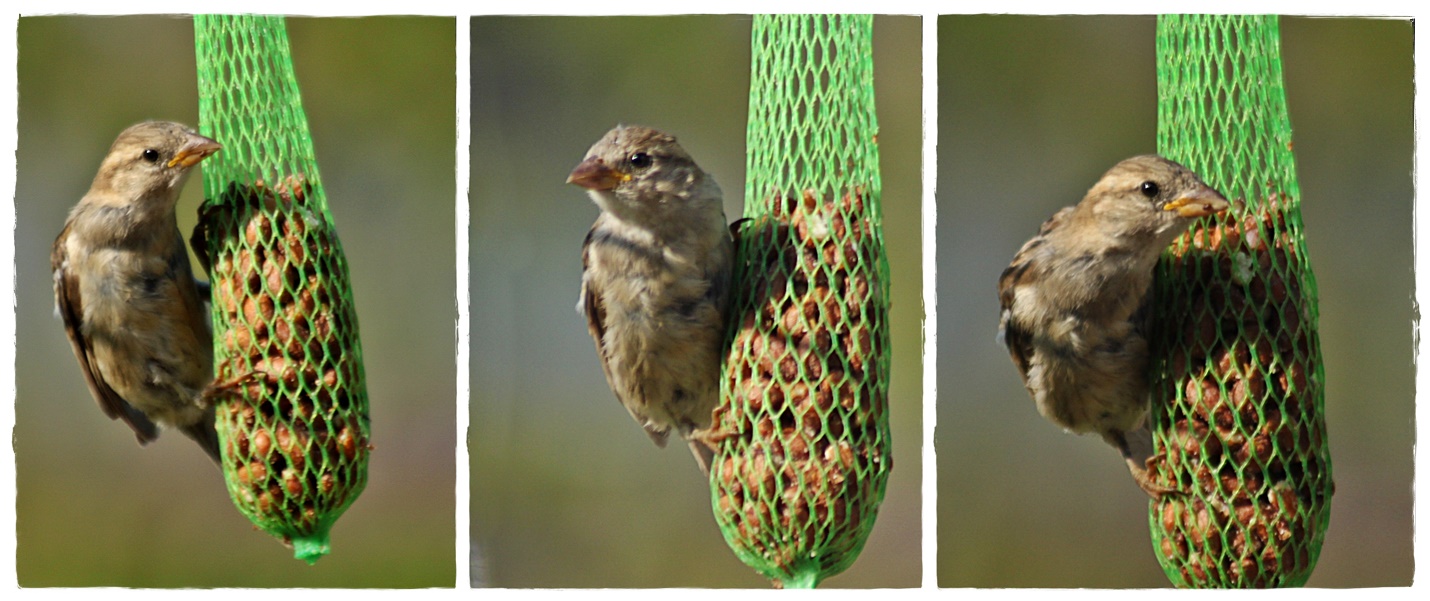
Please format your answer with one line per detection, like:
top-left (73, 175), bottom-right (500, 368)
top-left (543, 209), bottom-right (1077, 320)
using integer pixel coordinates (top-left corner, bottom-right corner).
top-left (470, 16), bottom-right (922, 588)
top-left (14, 16), bottom-right (455, 587)
top-left (937, 16), bottom-right (1412, 587)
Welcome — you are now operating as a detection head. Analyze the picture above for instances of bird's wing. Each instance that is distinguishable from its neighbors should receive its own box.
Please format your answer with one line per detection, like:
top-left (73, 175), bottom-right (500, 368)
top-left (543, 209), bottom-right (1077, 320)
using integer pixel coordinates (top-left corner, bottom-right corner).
top-left (579, 226), bottom-right (669, 446)
top-left (188, 207), bottom-right (211, 275)
top-left (704, 218), bottom-right (739, 309)
top-left (1129, 282), bottom-right (1155, 351)
top-left (51, 223), bottom-right (160, 444)
top-left (578, 227), bottom-right (612, 379)
top-left (169, 232), bottom-right (214, 341)
top-left (996, 269), bottom-right (1034, 379)
top-left (728, 216), bottom-right (751, 240)
top-left (997, 206), bottom-right (1074, 379)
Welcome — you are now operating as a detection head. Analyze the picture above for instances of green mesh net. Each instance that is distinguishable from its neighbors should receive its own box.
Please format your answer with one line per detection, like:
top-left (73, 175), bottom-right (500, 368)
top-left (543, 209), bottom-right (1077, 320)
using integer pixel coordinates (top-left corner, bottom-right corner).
top-left (191, 14), bottom-right (371, 564)
top-left (711, 14), bottom-right (892, 589)
top-left (1147, 15), bottom-right (1332, 587)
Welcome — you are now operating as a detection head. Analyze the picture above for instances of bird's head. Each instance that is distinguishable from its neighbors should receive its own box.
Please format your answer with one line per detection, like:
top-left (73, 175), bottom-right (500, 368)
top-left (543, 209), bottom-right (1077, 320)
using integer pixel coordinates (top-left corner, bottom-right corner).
top-left (90, 121), bottom-right (222, 205)
top-left (567, 124), bottom-right (720, 224)
top-left (1082, 154), bottom-right (1230, 244)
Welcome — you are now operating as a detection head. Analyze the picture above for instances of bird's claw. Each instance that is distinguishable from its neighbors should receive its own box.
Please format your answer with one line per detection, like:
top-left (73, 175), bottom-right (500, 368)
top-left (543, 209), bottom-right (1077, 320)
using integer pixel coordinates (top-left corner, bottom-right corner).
top-left (200, 370), bottom-right (266, 402)
top-left (690, 426), bottom-right (741, 446)
top-left (1129, 454), bottom-right (1187, 501)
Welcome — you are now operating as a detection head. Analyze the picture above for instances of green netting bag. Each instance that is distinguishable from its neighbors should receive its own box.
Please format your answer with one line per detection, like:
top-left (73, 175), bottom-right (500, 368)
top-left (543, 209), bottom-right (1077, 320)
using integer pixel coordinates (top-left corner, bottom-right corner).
top-left (1147, 15), bottom-right (1332, 587)
top-left (711, 14), bottom-right (892, 589)
top-left (191, 14), bottom-right (371, 564)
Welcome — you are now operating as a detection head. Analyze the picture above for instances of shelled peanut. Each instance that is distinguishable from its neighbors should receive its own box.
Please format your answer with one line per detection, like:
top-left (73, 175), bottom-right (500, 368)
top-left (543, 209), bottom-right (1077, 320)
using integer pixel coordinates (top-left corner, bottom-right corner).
top-left (713, 186), bottom-right (890, 585)
top-left (195, 175), bottom-right (370, 552)
top-left (1153, 193), bottom-right (1331, 587)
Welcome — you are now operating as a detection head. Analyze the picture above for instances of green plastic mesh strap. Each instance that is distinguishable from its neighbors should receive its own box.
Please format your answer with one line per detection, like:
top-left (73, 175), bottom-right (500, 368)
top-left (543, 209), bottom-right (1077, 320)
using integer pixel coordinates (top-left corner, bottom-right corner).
top-left (711, 14), bottom-right (891, 589)
top-left (1148, 15), bottom-right (1332, 588)
top-left (192, 14), bottom-right (370, 564)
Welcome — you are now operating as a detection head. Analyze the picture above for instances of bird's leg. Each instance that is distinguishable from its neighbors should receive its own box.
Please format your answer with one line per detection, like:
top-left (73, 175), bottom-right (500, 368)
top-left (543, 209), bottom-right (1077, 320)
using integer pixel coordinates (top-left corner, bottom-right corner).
top-left (1124, 453), bottom-right (1183, 501)
top-left (690, 426), bottom-right (741, 446)
top-left (1109, 429), bottom-right (1184, 500)
top-left (686, 440), bottom-right (715, 475)
top-left (200, 370), bottom-right (265, 403)
top-left (686, 426), bottom-right (745, 475)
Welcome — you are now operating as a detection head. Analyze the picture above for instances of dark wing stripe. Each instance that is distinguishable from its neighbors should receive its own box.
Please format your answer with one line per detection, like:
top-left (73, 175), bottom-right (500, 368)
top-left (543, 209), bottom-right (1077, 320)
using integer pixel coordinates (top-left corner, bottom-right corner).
top-left (1006, 329), bottom-right (1033, 377)
top-left (580, 229), bottom-right (620, 398)
top-left (51, 227), bottom-right (159, 443)
top-left (586, 226), bottom-right (665, 266)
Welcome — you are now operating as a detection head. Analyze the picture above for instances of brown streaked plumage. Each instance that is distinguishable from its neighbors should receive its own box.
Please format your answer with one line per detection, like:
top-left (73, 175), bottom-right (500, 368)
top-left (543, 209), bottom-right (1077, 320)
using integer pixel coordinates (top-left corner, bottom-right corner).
top-left (52, 120), bottom-right (223, 463)
top-left (569, 125), bottom-right (733, 472)
top-left (997, 154), bottom-right (1229, 499)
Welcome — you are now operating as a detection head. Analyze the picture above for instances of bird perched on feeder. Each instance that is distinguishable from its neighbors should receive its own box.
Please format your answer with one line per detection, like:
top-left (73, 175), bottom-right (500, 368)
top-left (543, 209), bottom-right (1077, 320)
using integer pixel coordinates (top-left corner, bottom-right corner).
top-left (52, 120), bottom-right (224, 464)
top-left (997, 154), bottom-right (1229, 499)
top-left (569, 125), bottom-right (734, 473)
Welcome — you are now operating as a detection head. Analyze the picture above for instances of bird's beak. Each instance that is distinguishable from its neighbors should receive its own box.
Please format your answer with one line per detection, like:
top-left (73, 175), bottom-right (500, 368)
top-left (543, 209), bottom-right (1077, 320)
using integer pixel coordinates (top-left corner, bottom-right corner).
top-left (168, 133), bottom-right (223, 168)
top-left (1163, 188), bottom-right (1231, 218)
top-left (567, 157), bottom-right (630, 191)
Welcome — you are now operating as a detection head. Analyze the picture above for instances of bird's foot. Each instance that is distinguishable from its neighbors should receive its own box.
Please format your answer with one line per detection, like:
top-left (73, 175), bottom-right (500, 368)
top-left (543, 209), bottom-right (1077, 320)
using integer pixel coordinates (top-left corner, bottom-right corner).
top-left (689, 426), bottom-right (741, 446)
top-left (685, 427), bottom-right (745, 476)
top-left (1127, 453), bottom-right (1186, 501)
top-left (200, 370), bottom-right (266, 402)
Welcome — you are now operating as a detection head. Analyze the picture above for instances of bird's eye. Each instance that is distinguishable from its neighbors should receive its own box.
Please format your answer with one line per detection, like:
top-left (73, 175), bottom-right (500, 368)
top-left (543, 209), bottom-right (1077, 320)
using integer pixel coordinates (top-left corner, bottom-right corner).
top-left (1140, 181), bottom-right (1160, 197)
top-left (628, 152), bottom-right (652, 168)
top-left (141, 149), bottom-right (161, 163)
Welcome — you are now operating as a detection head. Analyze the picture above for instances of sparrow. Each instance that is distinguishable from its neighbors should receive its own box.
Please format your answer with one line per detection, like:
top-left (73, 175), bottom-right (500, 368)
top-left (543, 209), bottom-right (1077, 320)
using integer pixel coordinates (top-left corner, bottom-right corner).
top-left (997, 154), bottom-right (1230, 499)
top-left (568, 125), bottom-right (734, 473)
top-left (52, 120), bottom-right (224, 464)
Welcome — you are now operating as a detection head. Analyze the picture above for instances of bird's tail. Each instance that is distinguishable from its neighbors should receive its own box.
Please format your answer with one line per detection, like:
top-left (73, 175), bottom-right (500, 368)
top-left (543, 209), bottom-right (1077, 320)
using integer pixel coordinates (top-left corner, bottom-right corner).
top-left (1109, 426), bottom-right (1182, 500)
top-left (688, 439), bottom-right (717, 475)
top-left (181, 406), bottom-right (223, 466)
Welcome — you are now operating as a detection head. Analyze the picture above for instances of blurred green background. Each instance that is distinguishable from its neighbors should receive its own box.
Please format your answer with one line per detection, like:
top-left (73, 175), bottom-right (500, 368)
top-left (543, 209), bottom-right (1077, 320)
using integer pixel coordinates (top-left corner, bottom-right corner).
top-left (470, 16), bottom-right (921, 588)
top-left (937, 16), bottom-right (1411, 587)
top-left (14, 16), bottom-right (455, 586)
